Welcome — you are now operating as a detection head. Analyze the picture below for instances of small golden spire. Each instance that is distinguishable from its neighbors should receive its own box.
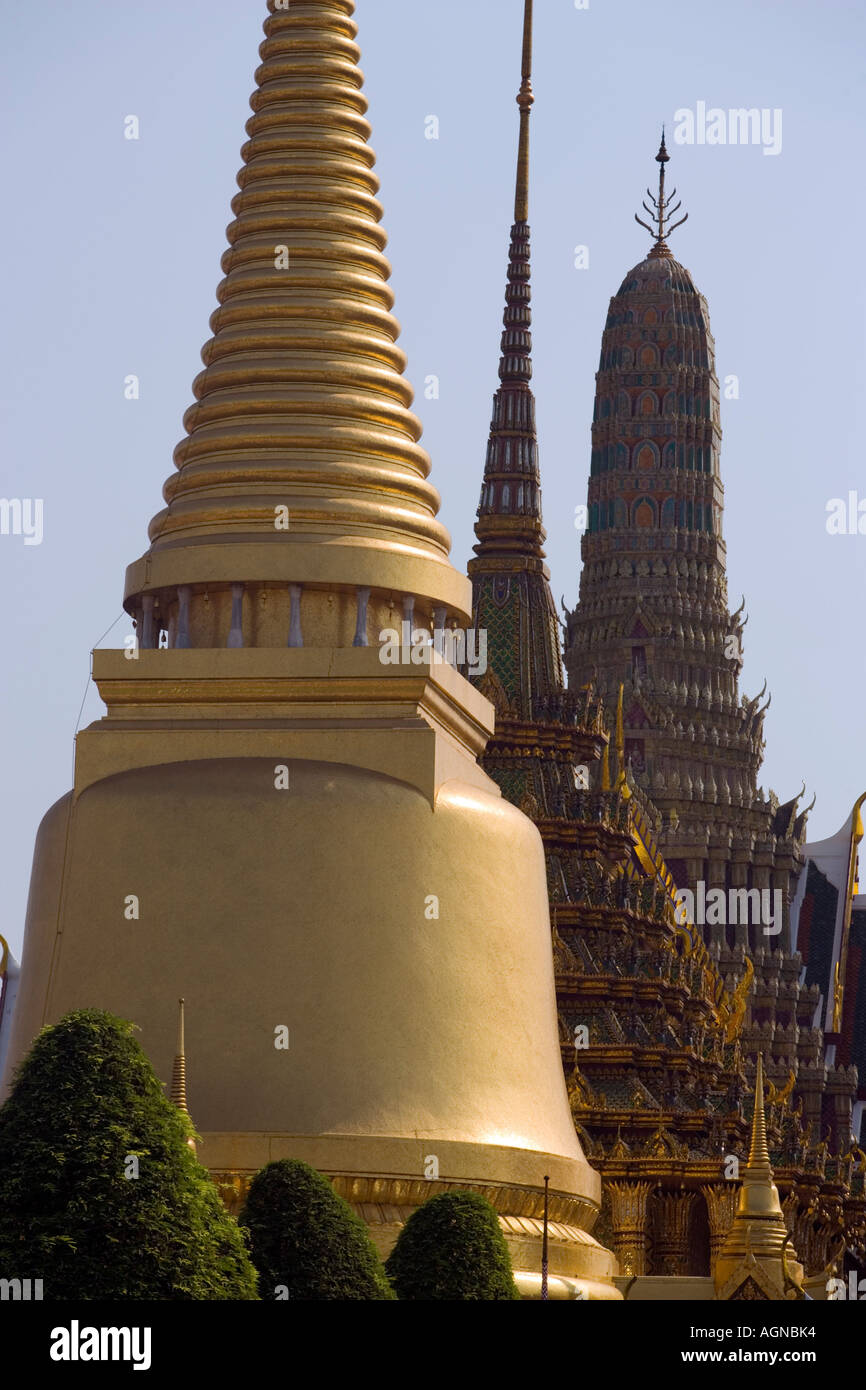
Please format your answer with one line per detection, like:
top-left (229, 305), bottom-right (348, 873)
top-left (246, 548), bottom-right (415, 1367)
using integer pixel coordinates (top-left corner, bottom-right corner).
top-left (635, 128), bottom-right (688, 258)
top-left (514, 0), bottom-right (534, 222)
top-left (170, 997), bottom-right (189, 1116)
top-left (714, 1051), bottom-right (805, 1298)
top-left (747, 1051), bottom-right (772, 1172)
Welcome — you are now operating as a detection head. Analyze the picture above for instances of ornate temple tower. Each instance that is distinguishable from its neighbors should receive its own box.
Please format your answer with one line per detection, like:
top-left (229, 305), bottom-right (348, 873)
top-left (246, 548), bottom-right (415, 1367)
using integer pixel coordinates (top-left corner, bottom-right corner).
top-left (564, 138), bottom-right (805, 949)
top-left (564, 139), bottom-right (860, 1179)
top-left (465, 61), bottom-right (866, 1280)
top-left (1, 0), bottom-right (619, 1298)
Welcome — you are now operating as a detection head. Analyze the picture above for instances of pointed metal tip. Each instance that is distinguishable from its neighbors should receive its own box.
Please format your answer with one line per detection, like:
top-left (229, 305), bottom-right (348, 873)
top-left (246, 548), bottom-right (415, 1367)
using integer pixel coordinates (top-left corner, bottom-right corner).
top-left (170, 997), bottom-right (190, 1116)
top-left (637, 131), bottom-right (685, 251)
top-left (513, 0), bottom-right (534, 221)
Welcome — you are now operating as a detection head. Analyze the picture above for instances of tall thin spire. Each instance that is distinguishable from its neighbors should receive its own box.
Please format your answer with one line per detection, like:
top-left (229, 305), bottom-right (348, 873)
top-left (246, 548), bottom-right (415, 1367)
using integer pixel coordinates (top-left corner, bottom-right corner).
top-left (472, 0), bottom-right (545, 564)
top-left (635, 129), bottom-right (688, 259)
top-left (170, 997), bottom-right (189, 1116)
top-left (514, 0), bottom-right (534, 222)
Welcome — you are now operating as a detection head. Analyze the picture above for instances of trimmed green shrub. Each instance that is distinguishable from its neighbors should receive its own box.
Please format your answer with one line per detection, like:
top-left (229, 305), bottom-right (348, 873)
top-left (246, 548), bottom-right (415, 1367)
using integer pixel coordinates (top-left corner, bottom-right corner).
top-left (0, 1009), bottom-right (258, 1299)
top-left (240, 1158), bottom-right (394, 1300)
top-left (386, 1190), bottom-right (521, 1300)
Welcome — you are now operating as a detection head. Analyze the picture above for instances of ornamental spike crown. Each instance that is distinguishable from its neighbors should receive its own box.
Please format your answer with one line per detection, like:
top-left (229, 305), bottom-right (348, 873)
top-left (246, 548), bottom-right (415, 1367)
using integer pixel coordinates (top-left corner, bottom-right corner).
top-left (635, 129), bottom-right (689, 259)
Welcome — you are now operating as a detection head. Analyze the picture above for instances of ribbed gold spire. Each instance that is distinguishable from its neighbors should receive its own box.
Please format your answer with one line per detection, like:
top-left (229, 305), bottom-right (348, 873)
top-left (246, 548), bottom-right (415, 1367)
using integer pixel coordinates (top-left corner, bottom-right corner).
top-left (734, 1052), bottom-right (783, 1224)
top-left (713, 1052), bottom-right (805, 1298)
top-left (170, 998), bottom-right (188, 1115)
top-left (747, 1051), bottom-right (772, 1171)
top-left (124, 0), bottom-right (471, 644)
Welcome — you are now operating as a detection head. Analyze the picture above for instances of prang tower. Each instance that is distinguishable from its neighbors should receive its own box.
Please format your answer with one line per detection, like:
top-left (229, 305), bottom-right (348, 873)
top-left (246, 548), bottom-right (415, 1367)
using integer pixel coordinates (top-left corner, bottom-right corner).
top-left (565, 138), bottom-right (804, 934)
top-left (565, 140), bottom-right (859, 1156)
top-left (3, 0), bottom-right (618, 1298)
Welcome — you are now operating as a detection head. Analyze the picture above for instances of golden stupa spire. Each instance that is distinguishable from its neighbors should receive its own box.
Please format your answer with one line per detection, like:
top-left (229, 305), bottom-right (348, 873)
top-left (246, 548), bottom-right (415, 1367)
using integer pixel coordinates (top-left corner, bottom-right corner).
top-left (746, 1051), bottom-right (772, 1171)
top-left (713, 1053), bottom-right (805, 1298)
top-left (124, 0), bottom-right (470, 650)
top-left (169, 997), bottom-right (189, 1115)
top-left (734, 1052), bottom-right (784, 1226)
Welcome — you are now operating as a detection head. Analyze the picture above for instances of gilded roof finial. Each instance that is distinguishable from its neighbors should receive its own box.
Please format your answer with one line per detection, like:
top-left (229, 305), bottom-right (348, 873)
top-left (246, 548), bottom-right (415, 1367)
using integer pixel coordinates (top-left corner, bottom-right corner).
top-left (635, 128), bottom-right (688, 259)
top-left (170, 997), bottom-right (189, 1116)
top-left (514, 0), bottom-right (534, 222)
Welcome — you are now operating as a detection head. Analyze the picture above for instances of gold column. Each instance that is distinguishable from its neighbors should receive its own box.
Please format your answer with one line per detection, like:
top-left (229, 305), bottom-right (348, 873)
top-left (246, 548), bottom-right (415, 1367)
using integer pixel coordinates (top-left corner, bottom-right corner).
top-left (652, 1191), bottom-right (696, 1276)
top-left (702, 1183), bottom-right (738, 1272)
top-left (607, 1181), bottom-right (652, 1276)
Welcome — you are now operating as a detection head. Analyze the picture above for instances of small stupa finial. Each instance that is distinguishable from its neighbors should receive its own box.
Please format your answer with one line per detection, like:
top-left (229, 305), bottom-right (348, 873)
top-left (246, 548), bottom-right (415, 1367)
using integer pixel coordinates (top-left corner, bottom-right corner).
top-left (713, 1050), bottom-right (806, 1298)
top-left (747, 1051), bottom-right (772, 1171)
top-left (635, 127), bottom-right (688, 258)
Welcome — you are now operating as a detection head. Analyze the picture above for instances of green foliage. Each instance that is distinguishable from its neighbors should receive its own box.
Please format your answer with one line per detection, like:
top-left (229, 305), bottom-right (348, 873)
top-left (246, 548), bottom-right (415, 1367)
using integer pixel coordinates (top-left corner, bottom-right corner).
top-left (239, 1159), bottom-right (394, 1300)
top-left (385, 1190), bottom-right (521, 1300)
top-left (0, 1009), bottom-right (258, 1299)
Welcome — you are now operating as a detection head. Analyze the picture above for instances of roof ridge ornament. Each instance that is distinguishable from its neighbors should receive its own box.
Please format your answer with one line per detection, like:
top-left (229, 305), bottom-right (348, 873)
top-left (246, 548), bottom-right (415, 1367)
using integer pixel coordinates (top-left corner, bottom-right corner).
top-left (635, 129), bottom-right (688, 259)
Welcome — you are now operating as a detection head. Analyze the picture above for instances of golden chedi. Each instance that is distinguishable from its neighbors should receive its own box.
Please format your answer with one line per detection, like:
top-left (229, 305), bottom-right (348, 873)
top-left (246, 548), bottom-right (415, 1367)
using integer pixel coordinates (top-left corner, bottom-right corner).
top-left (2, 0), bottom-right (618, 1298)
top-left (714, 1055), bottom-right (805, 1300)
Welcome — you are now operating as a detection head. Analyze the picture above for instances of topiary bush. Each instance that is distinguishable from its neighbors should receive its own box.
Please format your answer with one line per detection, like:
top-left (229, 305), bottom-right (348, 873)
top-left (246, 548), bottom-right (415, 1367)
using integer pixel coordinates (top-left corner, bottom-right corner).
top-left (239, 1158), bottom-right (395, 1300)
top-left (385, 1190), bottom-right (521, 1300)
top-left (0, 1009), bottom-right (258, 1299)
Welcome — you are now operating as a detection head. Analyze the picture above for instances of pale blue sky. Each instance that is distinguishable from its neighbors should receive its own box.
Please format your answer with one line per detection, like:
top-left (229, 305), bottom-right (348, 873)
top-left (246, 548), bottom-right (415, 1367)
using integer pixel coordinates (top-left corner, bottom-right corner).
top-left (1, 0), bottom-right (864, 957)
